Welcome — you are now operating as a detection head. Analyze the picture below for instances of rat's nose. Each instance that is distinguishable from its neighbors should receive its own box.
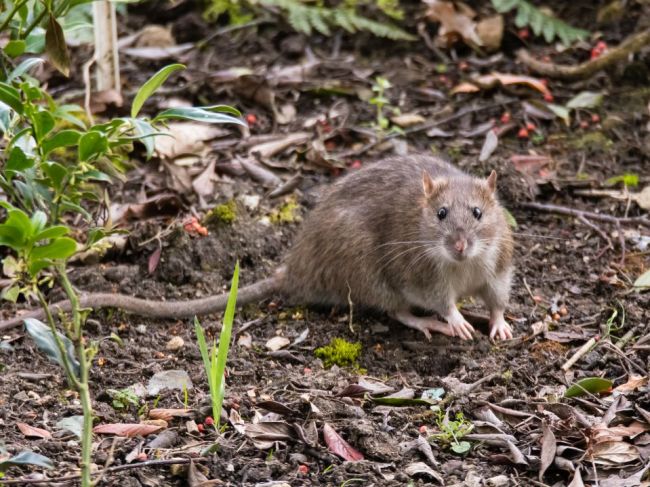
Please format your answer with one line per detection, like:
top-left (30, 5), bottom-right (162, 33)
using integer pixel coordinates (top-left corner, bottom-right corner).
top-left (454, 239), bottom-right (467, 254)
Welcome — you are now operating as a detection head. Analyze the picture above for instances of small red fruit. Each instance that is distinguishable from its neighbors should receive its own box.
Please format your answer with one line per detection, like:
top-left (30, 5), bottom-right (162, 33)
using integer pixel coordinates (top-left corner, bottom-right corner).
top-left (419, 425), bottom-right (428, 434)
top-left (303, 367), bottom-right (312, 375)
top-left (298, 465), bottom-right (309, 474)
top-left (197, 423), bottom-right (205, 433)
top-left (517, 127), bottom-right (529, 139)
top-left (543, 93), bottom-right (554, 102)
top-left (204, 416), bottom-right (214, 426)
top-left (591, 114), bottom-right (600, 123)
top-left (518, 28), bottom-right (530, 39)
top-left (245, 113), bottom-right (257, 125)
top-left (500, 112), bottom-right (511, 124)
top-left (350, 159), bottom-right (362, 169)
top-left (458, 61), bottom-right (469, 71)
top-left (526, 122), bottom-right (536, 131)
top-left (135, 453), bottom-right (148, 462)
top-left (579, 120), bottom-right (589, 129)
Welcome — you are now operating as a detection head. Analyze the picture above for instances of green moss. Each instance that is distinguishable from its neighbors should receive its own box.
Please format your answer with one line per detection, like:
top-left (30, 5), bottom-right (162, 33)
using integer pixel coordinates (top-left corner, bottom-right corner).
top-left (269, 197), bottom-right (300, 224)
top-left (207, 200), bottom-right (237, 224)
top-left (315, 338), bottom-right (362, 368)
top-left (569, 131), bottom-right (613, 152)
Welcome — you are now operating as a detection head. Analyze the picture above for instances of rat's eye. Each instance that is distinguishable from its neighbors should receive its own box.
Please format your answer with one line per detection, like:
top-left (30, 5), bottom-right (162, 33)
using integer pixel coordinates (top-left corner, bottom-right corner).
top-left (472, 207), bottom-right (482, 220)
top-left (437, 207), bottom-right (448, 220)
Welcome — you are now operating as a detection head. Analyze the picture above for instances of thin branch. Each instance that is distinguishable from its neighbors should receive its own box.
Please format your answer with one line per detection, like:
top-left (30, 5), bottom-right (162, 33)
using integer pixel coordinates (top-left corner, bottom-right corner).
top-left (517, 28), bottom-right (650, 80)
top-left (520, 202), bottom-right (650, 228)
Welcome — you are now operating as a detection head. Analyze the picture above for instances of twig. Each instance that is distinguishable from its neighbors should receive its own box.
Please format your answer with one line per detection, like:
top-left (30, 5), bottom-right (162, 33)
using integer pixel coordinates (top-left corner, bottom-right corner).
top-left (0, 458), bottom-right (208, 485)
top-left (615, 221), bottom-right (626, 265)
top-left (577, 214), bottom-right (612, 257)
top-left (521, 202), bottom-right (650, 228)
top-left (517, 28), bottom-right (650, 80)
top-left (561, 337), bottom-right (598, 372)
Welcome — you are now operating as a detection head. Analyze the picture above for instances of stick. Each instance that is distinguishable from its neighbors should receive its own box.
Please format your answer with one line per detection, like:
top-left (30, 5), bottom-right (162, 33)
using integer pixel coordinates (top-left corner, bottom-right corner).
top-left (561, 337), bottom-right (597, 372)
top-left (517, 28), bottom-right (650, 80)
top-left (520, 202), bottom-right (650, 228)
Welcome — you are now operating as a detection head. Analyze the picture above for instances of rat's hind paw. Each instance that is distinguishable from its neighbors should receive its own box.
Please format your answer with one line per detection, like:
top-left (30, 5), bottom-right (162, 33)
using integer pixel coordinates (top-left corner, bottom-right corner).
top-left (393, 310), bottom-right (475, 341)
top-left (489, 317), bottom-right (513, 340)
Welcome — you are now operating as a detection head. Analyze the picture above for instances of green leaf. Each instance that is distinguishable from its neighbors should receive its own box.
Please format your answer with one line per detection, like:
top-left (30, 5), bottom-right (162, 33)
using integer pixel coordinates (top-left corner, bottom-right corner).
top-left (4, 40), bottom-right (26, 58)
top-left (5, 146), bottom-right (34, 173)
top-left (131, 63), bottom-right (185, 118)
top-left (605, 173), bottom-right (639, 188)
top-left (0, 82), bottom-right (24, 114)
top-left (42, 130), bottom-right (82, 156)
top-left (34, 225), bottom-right (69, 241)
top-left (491, 0), bottom-right (519, 12)
top-left (0, 224), bottom-right (24, 250)
top-left (564, 377), bottom-right (613, 398)
top-left (451, 441), bottom-right (472, 454)
top-left (503, 208), bottom-right (518, 228)
top-left (45, 14), bottom-right (71, 77)
top-left (43, 162), bottom-right (68, 191)
top-left (545, 103), bottom-right (570, 126)
top-left (154, 106), bottom-right (247, 126)
top-left (1, 285), bottom-right (20, 303)
top-left (24, 318), bottom-right (80, 377)
top-left (78, 130), bottom-right (108, 161)
top-left (370, 396), bottom-right (434, 407)
top-left (567, 91), bottom-right (603, 109)
top-left (8, 58), bottom-right (46, 82)
top-left (131, 118), bottom-right (157, 159)
top-left (30, 211), bottom-right (47, 234)
top-left (0, 451), bottom-right (54, 473)
top-left (32, 110), bottom-right (56, 141)
top-left (634, 270), bottom-right (650, 289)
top-left (31, 237), bottom-right (77, 261)
top-left (5, 209), bottom-right (33, 242)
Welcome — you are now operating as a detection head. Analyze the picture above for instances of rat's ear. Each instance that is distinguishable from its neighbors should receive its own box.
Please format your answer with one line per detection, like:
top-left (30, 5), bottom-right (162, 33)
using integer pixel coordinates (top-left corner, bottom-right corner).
top-left (422, 170), bottom-right (445, 198)
top-left (486, 170), bottom-right (497, 193)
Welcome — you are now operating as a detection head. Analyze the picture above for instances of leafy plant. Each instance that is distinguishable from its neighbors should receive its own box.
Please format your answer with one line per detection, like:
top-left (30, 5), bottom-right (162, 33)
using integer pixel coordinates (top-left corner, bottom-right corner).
top-left (369, 76), bottom-right (392, 131)
top-left (430, 410), bottom-right (474, 454)
top-left (195, 262), bottom-right (240, 430)
top-left (491, 0), bottom-right (589, 46)
top-left (605, 173), bottom-right (639, 188)
top-left (108, 388), bottom-right (140, 410)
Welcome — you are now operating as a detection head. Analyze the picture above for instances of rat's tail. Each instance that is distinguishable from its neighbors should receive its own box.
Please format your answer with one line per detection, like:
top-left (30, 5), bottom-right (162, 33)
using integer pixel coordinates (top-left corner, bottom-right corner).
top-left (0, 275), bottom-right (280, 332)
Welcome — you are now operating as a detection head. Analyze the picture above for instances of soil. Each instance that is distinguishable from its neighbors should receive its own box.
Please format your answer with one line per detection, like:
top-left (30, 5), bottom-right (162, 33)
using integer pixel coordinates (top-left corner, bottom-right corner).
top-left (1, 1), bottom-right (649, 486)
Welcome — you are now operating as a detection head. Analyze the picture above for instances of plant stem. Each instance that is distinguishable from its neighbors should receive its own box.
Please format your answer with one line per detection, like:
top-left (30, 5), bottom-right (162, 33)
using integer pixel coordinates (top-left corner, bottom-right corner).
top-left (57, 264), bottom-right (93, 487)
top-left (22, 8), bottom-right (47, 38)
top-left (0, 0), bottom-right (29, 35)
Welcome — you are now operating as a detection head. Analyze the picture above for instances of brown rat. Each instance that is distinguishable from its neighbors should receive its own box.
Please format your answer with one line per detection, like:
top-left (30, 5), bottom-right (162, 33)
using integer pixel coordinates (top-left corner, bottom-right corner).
top-left (0, 155), bottom-right (514, 340)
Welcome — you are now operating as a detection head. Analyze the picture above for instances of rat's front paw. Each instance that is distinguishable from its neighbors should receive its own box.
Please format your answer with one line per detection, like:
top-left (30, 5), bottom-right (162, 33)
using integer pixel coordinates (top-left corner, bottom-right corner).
top-left (489, 317), bottom-right (513, 340)
top-left (446, 313), bottom-right (475, 341)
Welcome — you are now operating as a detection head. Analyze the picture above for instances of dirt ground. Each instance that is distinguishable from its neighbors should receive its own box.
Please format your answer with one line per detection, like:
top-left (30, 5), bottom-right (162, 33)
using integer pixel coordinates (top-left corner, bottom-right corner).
top-left (1, 1), bottom-right (650, 486)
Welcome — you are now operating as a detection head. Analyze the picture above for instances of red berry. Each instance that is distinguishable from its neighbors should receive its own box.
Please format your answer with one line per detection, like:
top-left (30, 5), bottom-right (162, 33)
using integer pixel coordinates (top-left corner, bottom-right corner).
top-left (197, 423), bottom-right (205, 433)
top-left (303, 367), bottom-right (312, 375)
top-left (591, 114), bottom-right (600, 123)
top-left (136, 453), bottom-right (148, 462)
top-left (543, 93), bottom-right (554, 102)
top-left (458, 61), bottom-right (469, 71)
top-left (245, 113), bottom-right (257, 125)
top-left (419, 425), bottom-right (428, 434)
top-left (526, 122), bottom-right (536, 131)
top-left (350, 159), bottom-right (362, 169)
top-left (204, 416), bottom-right (214, 426)
top-left (500, 112), bottom-right (511, 124)
top-left (595, 41), bottom-right (607, 51)
top-left (518, 128), bottom-right (529, 139)
top-left (579, 120), bottom-right (589, 129)
top-left (298, 465), bottom-right (309, 474)
top-left (325, 140), bottom-right (337, 151)
top-left (518, 28), bottom-right (530, 39)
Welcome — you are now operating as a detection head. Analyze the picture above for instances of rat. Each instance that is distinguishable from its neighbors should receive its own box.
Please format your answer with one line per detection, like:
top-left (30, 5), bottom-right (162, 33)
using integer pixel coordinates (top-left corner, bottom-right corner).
top-left (0, 155), bottom-right (514, 340)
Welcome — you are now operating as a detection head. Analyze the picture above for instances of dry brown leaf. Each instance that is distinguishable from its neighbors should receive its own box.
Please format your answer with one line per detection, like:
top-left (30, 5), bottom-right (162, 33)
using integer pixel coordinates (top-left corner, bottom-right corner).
top-left (390, 113), bottom-right (426, 128)
top-left (634, 186), bottom-right (650, 210)
top-left (154, 123), bottom-right (227, 160)
top-left (424, 0), bottom-right (482, 48)
top-left (323, 422), bottom-right (364, 462)
top-left (93, 423), bottom-right (164, 437)
top-left (121, 44), bottom-right (194, 60)
top-left (248, 132), bottom-right (311, 159)
top-left (614, 375), bottom-right (649, 393)
top-left (244, 421), bottom-right (295, 449)
top-left (590, 440), bottom-right (640, 465)
top-left (149, 408), bottom-right (193, 421)
top-left (511, 154), bottom-right (552, 177)
top-left (17, 422), bottom-right (52, 439)
top-left (452, 72), bottom-right (551, 97)
top-left (476, 15), bottom-right (504, 51)
top-left (192, 159), bottom-right (218, 199)
top-left (135, 25), bottom-right (175, 48)
top-left (539, 421), bottom-right (557, 481)
top-left (265, 336), bottom-right (290, 351)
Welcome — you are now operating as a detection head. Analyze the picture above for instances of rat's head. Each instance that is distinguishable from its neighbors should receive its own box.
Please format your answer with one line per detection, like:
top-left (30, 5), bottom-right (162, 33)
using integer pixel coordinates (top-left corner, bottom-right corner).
top-left (420, 169), bottom-right (502, 263)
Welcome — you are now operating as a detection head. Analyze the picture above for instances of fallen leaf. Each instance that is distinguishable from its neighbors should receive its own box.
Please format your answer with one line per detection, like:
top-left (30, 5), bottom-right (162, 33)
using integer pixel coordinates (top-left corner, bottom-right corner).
top-left (192, 159), bottom-right (218, 199)
top-left (323, 422), bottom-right (364, 461)
top-left (452, 72), bottom-right (551, 97)
top-left (590, 440), bottom-right (640, 465)
top-left (265, 336), bottom-right (290, 351)
top-left (135, 25), bottom-right (175, 48)
top-left (424, 0), bottom-right (482, 48)
top-left (479, 130), bottom-right (498, 161)
top-left (237, 156), bottom-right (282, 186)
top-left (510, 154), bottom-right (552, 177)
top-left (404, 462), bottom-right (444, 483)
top-left (248, 132), bottom-right (311, 159)
top-left (568, 468), bottom-right (585, 487)
top-left (148, 408), bottom-right (193, 421)
top-left (633, 186), bottom-right (650, 210)
top-left (539, 420), bottom-right (557, 481)
top-left (567, 91), bottom-right (604, 109)
top-left (634, 269), bottom-right (650, 289)
top-left (148, 247), bottom-right (162, 274)
top-left (121, 43), bottom-right (194, 60)
top-left (155, 122), bottom-right (227, 159)
top-left (93, 423), bottom-right (163, 437)
top-left (565, 377), bottom-right (613, 398)
top-left (244, 421), bottom-right (295, 449)
top-left (390, 113), bottom-right (426, 128)
top-left (600, 464), bottom-right (650, 487)
top-left (476, 14), bottom-right (504, 51)
top-left (17, 423), bottom-right (52, 439)
top-left (614, 375), bottom-right (648, 393)
top-left (147, 370), bottom-right (193, 396)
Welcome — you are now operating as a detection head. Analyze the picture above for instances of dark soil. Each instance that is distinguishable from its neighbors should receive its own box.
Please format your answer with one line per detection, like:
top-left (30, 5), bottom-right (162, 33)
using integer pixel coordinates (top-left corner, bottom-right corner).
top-left (1, 1), bottom-right (649, 486)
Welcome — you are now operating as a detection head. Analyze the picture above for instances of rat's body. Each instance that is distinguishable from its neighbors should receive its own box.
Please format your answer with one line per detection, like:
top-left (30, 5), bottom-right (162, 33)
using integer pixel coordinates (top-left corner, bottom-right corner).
top-left (0, 155), bottom-right (513, 340)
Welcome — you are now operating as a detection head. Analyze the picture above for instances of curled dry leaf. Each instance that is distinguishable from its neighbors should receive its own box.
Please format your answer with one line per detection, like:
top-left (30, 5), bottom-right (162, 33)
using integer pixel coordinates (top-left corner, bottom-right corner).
top-left (322, 422), bottom-right (364, 462)
top-left (476, 14), bottom-right (504, 52)
top-left (451, 72), bottom-right (551, 97)
top-left (148, 408), bottom-right (193, 421)
top-left (404, 462), bottom-right (444, 483)
top-left (155, 123), bottom-right (228, 160)
top-left (479, 130), bottom-right (498, 162)
top-left (121, 44), bottom-right (194, 60)
top-left (248, 132), bottom-right (311, 159)
top-left (17, 422), bottom-right (52, 439)
top-left (390, 113), bottom-right (426, 128)
top-left (614, 375), bottom-right (649, 393)
top-left (93, 423), bottom-right (164, 437)
top-left (265, 336), bottom-right (290, 352)
top-left (589, 440), bottom-right (640, 465)
top-left (423, 0), bottom-right (482, 48)
top-left (237, 157), bottom-right (282, 186)
top-left (539, 420), bottom-right (557, 481)
top-left (244, 421), bottom-right (295, 449)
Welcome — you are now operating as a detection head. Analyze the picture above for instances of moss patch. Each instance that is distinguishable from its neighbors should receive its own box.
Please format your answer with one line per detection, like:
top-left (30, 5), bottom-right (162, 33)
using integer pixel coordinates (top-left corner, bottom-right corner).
top-left (315, 338), bottom-right (362, 368)
top-left (206, 200), bottom-right (237, 224)
top-left (269, 196), bottom-right (300, 224)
